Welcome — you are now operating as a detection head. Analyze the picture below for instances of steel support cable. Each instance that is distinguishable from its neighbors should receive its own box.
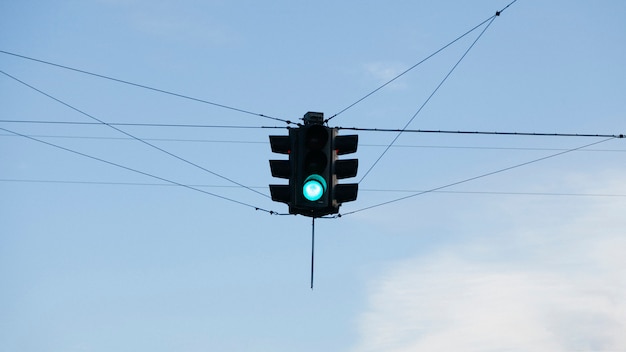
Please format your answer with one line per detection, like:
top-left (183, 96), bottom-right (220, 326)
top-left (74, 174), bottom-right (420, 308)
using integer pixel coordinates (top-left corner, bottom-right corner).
top-left (358, 15), bottom-right (499, 185)
top-left (3, 132), bottom-right (624, 150)
top-left (339, 126), bottom-right (625, 139)
top-left (326, 0), bottom-right (518, 123)
top-left (0, 50), bottom-right (292, 125)
top-left (0, 126), bottom-right (285, 215)
top-left (0, 70), bottom-right (270, 200)
top-left (3, 133), bottom-right (625, 155)
top-left (3, 125), bottom-right (624, 154)
top-left (339, 137), bottom-right (617, 217)
top-left (1, 119), bottom-right (623, 139)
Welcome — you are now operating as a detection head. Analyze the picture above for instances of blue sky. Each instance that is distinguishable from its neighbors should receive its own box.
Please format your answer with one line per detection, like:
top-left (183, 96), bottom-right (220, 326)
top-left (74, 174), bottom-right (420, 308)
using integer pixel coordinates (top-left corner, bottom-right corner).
top-left (1, 1), bottom-right (625, 351)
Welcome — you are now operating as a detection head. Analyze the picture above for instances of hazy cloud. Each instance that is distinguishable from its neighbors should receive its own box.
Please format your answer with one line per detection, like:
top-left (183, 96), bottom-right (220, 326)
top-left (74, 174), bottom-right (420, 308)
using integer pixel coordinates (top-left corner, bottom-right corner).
top-left (352, 172), bottom-right (626, 352)
top-left (362, 62), bottom-right (408, 89)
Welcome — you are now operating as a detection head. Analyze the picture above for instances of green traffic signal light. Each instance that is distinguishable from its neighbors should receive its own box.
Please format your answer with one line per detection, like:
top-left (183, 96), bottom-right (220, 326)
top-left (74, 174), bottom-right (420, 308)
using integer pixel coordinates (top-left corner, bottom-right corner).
top-left (302, 174), bottom-right (327, 201)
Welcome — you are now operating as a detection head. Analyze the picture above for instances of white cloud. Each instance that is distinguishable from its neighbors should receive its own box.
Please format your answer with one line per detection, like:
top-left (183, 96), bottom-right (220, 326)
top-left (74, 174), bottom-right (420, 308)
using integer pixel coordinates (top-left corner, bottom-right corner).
top-left (362, 62), bottom-right (408, 88)
top-left (352, 171), bottom-right (626, 352)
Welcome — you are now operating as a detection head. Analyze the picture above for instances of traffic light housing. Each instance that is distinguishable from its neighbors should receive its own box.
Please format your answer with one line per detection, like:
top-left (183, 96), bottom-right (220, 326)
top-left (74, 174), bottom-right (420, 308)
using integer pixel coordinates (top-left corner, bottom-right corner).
top-left (268, 112), bottom-right (358, 217)
top-left (332, 132), bottom-right (359, 205)
top-left (268, 133), bottom-right (294, 205)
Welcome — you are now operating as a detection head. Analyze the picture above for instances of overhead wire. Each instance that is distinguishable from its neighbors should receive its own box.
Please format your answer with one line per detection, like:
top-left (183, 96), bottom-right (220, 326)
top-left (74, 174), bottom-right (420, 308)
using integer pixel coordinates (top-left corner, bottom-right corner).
top-left (5, 0), bottom-right (615, 219)
top-left (0, 119), bottom-right (284, 130)
top-left (0, 50), bottom-right (294, 125)
top-left (357, 12), bottom-right (501, 184)
top-left (326, 17), bottom-right (490, 122)
top-left (339, 136), bottom-right (617, 217)
top-left (0, 69), bottom-right (270, 200)
top-left (2, 132), bottom-right (625, 152)
top-left (2, 119), bottom-right (623, 139)
top-left (3, 119), bottom-right (623, 154)
top-left (325, 0), bottom-right (518, 123)
top-left (339, 126), bottom-right (624, 139)
top-left (0, 126), bottom-right (285, 215)
top-left (3, 179), bottom-right (625, 198)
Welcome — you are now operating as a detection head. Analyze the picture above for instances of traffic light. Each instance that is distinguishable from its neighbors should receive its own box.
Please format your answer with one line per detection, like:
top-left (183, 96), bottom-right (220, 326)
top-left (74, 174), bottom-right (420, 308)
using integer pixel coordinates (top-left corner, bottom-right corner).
top-left (268, 112), bottom-right (358, 217)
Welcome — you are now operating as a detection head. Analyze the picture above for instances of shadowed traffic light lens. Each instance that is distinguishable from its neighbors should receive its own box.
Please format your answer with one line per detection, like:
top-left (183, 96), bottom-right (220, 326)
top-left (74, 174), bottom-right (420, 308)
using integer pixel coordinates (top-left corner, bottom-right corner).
top-left (303, 174), bottom-right (327, 201)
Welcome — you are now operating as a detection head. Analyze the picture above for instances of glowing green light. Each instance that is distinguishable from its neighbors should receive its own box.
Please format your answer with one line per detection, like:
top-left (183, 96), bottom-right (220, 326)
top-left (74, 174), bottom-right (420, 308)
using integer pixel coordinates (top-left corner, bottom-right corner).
top-left (303, 174), bottom-right (327, 201)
